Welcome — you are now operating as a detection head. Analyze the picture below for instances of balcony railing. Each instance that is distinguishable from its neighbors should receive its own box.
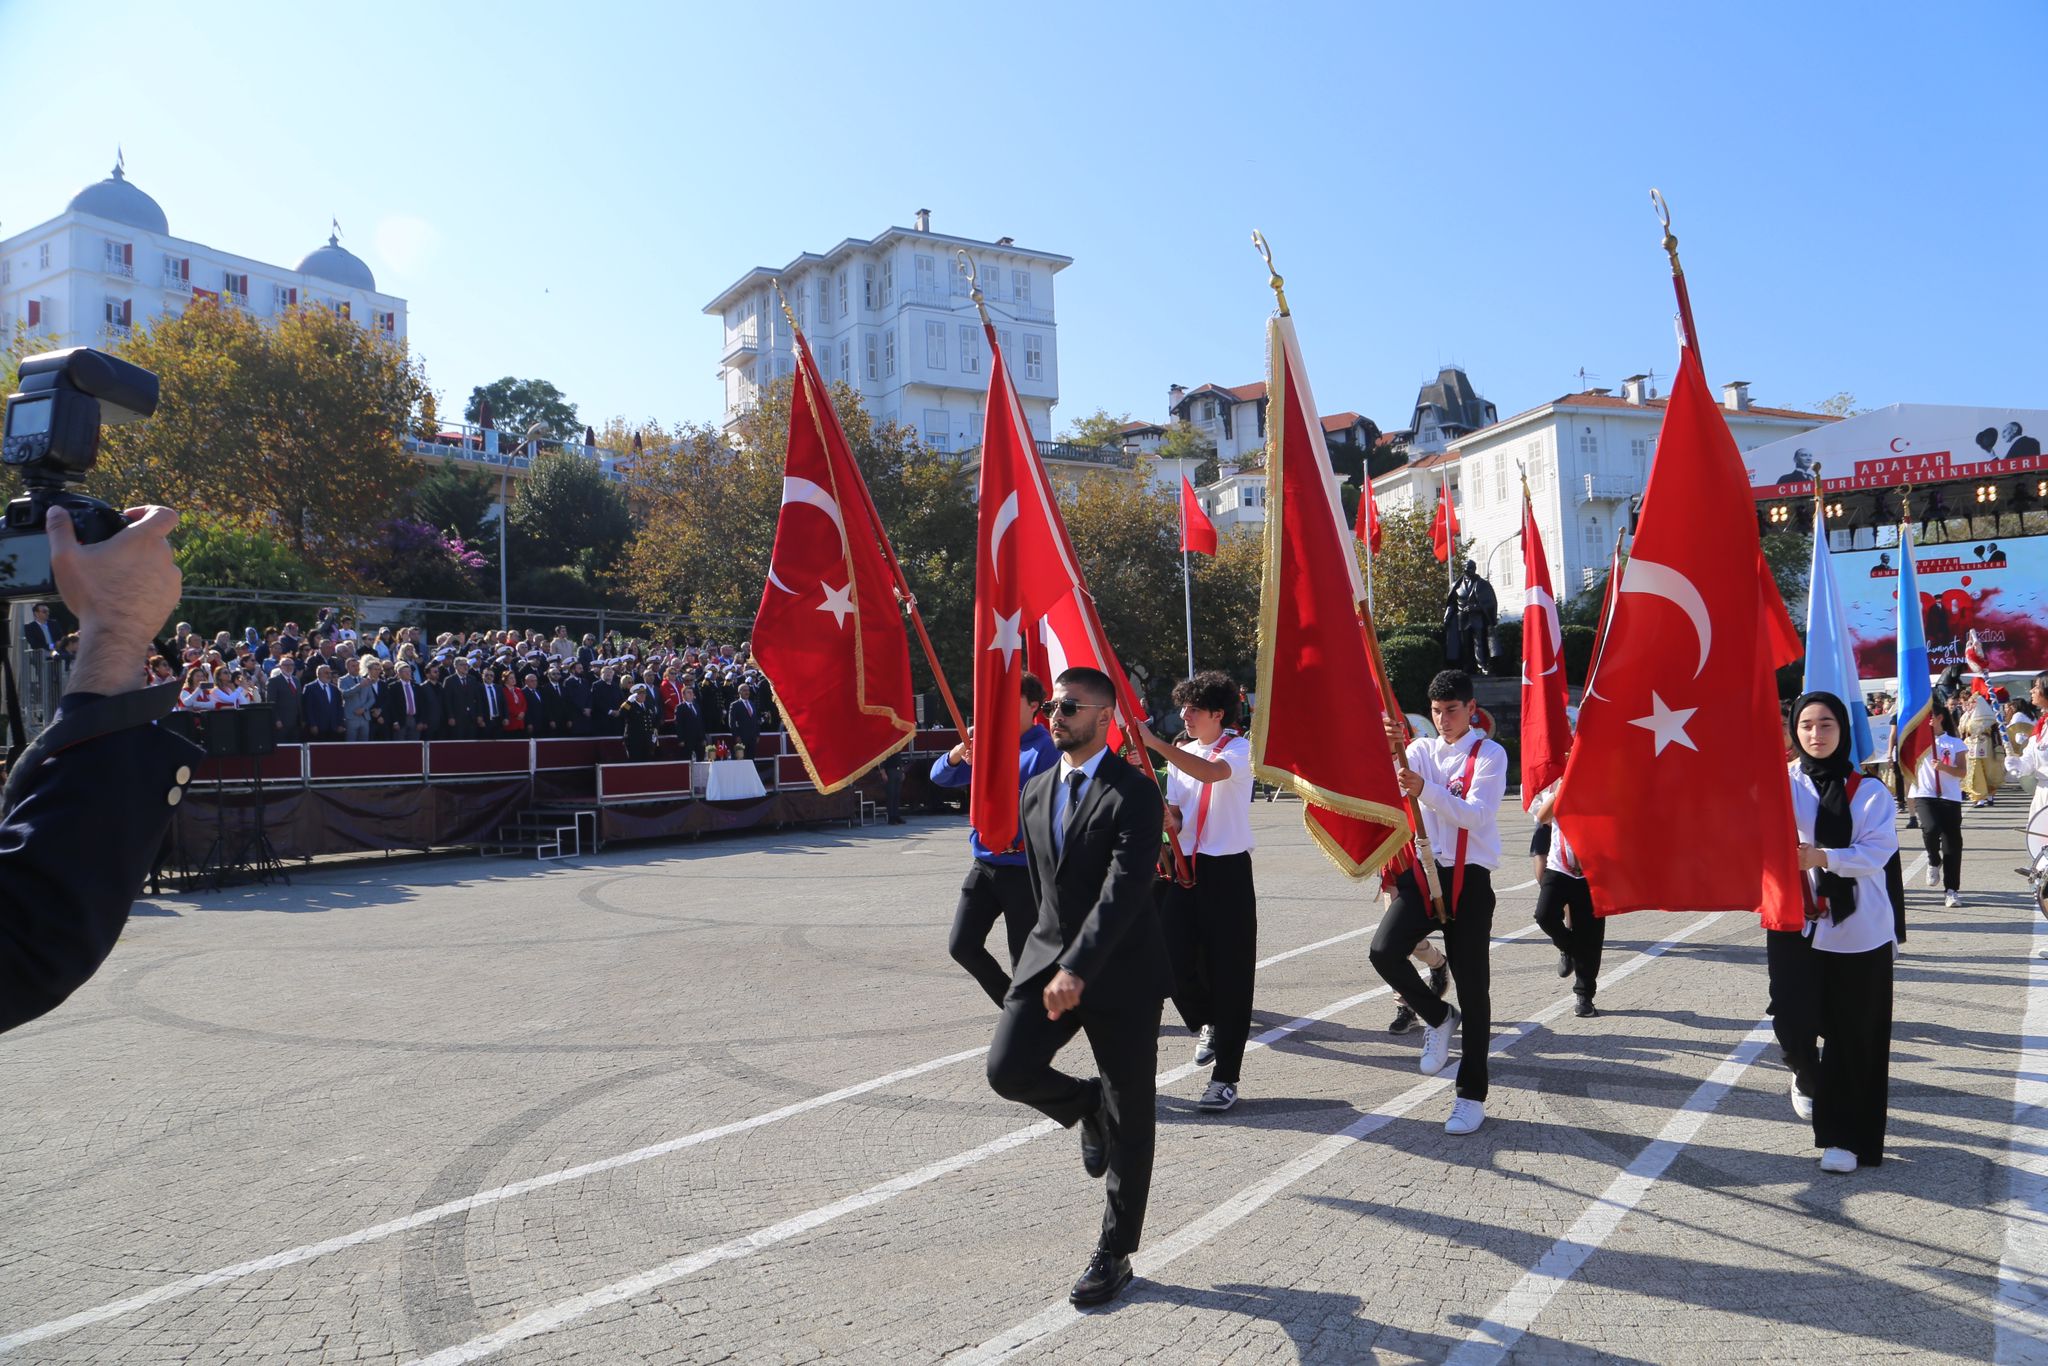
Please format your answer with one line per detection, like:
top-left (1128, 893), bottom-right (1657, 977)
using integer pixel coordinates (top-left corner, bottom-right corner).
top-left (1580, 473), bottom-right (1636, 503)
top-left (400, 421), bottom-right (630, 483)
top-left (224, 289), bottom-right (249, 309)
top-left (957, 438), bottom-right (1129, 469)
top-left (162, 268), bottom-right (190, 292)
top-left (104, 257), bottom-right (133, 279)
top-left (720, 324), bottom-right (761, 362)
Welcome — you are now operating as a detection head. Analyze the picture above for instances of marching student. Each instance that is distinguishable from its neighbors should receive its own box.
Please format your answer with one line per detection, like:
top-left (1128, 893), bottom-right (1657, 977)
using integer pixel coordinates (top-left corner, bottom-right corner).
top-left (1529, 778), bottom-right (1604, 1018)
top-left (1368, 669), bottom-right (1508, 1135)
top-left (1386, 937), bottom-right (1449, 1036)
top-left (1907, 706), bottom-right (1968, 908)
top-left (930, 672), bottom-right (1058, 1007)
top-left (1784, 690), bottom-right (1902, 1174)
top-left (1138, 671), bottom-right (1258, 1114)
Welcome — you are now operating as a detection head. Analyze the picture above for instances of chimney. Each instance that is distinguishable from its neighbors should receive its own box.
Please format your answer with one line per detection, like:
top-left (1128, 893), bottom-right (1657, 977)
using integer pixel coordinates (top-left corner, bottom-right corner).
top-left (913, 208), bottom-right (931, 233)
top-left (1722, 380), bottom-right (1751, 411)
top-left (1168, 383), bottom-right (1187, 418)
top-left (1621, 373), bottom-right (1649, 405)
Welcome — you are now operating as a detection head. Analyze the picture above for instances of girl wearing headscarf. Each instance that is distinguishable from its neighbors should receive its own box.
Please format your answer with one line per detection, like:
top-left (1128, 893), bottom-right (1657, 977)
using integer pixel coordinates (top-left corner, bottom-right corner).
top-left (1784, 690), bottom-right (1901, 1174)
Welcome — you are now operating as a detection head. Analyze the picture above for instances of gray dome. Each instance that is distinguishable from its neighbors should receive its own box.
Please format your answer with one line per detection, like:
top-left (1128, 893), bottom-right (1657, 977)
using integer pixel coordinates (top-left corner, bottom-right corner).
top-left (296, 234), bottom-right (376, 291)
top-left (66, 162), bottom-right (168, 234)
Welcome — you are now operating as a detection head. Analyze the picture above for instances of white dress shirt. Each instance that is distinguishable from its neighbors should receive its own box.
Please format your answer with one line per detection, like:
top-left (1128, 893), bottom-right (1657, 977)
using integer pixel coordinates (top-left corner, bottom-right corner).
top-left (1404, 729), bottom-right (1507, 871)
top-left (1050, 747), bottom-right (1110, 857)
top-left (1165, 734), bottom-right (1255, 856)
top-left (1788, 764), bottom-right (1900, 956)
top-left (1907, 734), bottom-right (1966, 802)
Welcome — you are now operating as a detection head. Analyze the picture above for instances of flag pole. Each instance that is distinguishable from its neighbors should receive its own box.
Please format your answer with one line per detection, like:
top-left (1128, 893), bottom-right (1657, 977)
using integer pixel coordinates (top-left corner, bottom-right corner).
top-left (773, 279), bottom-right (967, 737)
top-left (1363, 510), bottom-right (1376, 619)
top-left (1182, 542), bottom-right (1195, 677)
top-left (1650, 189), bottom-right (1700, 361)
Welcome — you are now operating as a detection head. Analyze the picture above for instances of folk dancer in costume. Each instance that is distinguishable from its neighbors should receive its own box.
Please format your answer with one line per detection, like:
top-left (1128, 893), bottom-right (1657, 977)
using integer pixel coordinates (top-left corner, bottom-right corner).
top-left (985, 668), bottom-right (1169, 1308)
top-left (2004, 672), bottom-right (2048, 933)
top-left (1963, 693), bottom-right (2005, 807)
top-left (1780, 691), bottom-right (1902, 1174)
top-left (1368, 669), bottom-right (1507, 1135)
top-left (1529, 777), bottom-right (1605, 1019)
top-left (1138, 671), bottom-right (1259, 1114)
top-left (930, 672), bottom-right (1058, 1007)
top-left (1906, 706), bottom-right (1968, 908)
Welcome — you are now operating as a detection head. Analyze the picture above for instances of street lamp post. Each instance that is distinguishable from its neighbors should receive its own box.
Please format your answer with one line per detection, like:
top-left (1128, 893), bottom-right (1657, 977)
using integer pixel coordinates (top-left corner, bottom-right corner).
top-left (500, 421), bottom-right (550, 632)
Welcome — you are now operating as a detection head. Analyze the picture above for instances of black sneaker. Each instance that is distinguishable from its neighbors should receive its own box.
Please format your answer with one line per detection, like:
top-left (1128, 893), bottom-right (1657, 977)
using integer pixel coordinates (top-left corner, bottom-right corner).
top-left (1077, 1087), bottom-right (1110, 1180)
top-left (1557, 951), bottom-right (1574, 979)
top-left (1069, 1248), bottom-right (1134, 1307)
top-left (1573, 995), bottom-right (1599, 1018)
top-left (1428, 964), bottom-right (1450, 998)
top-left (1389, 1003), bottom-right (1418, 1034)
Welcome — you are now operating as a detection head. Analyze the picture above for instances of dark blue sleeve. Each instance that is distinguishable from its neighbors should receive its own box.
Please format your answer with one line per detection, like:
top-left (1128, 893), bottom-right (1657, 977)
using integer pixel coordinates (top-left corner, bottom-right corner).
top-left (0, 714), bottom-right (200, 1034)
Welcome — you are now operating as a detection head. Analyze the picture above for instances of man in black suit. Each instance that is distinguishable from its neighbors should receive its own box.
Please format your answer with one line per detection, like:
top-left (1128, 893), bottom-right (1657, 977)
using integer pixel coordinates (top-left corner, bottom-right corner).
top-left (985, 666), bottom-right (1167, 1309)
top-left (380, 662), bottom-right (430, 740)
top-left (589, 665), bottom-right (623, 737)
top-left (561, 663), bottom-right (594, 736)
top-left (478, 665), bottom-right (506, 738)
top-left (674, 684), bottom-right (708, 761)
top-left (443, 657), bottom-right (482, 739)
top-left (21, 602), bottom-right (66, 659)
top-left (2002, 422), bottom-right (2040, 459)
top-left (268, 656), bottom-right (303, 743)
top-left (727, 682), bottom-right (762, 757)
top-left (302, 663), bottom-right (345, 742)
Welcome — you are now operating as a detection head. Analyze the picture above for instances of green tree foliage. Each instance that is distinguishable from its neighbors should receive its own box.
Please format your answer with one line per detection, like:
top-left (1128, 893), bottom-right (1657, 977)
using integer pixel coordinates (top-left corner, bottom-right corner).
top-left (1061, 407), bottom-right (1136, 453)
top-left (1366, 503), bottom-right (1462, 632)
top-left (465, 376), bottom-right (578, 439)
top-left (1054, 468), bottom-right (1184, 687)
top-left (170, 514), bottom-right (334, 622)
top-left (1157, 421), bottom-right (1219, 485)
top-left (1190, 528), bottom-right (1263, 682)
top-left (412, 461), bottom-right (499, 548)
top-left (509, 450), bottom-right (631, 575)
top-left (1814, 392), bottom-right (1864, 418)
top-left (93, 301), bottom-right (428, 583)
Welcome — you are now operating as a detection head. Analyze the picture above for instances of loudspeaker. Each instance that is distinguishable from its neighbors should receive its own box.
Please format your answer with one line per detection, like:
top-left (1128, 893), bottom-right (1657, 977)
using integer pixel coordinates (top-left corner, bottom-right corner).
top-left (197, 705), bottom-right (278, 758)
top-left (239, 703), bottom-right (277, 755)
top-left (161, 712), bottom-right (202, 744)
top-left (202, 709), bottom-right (245, 757)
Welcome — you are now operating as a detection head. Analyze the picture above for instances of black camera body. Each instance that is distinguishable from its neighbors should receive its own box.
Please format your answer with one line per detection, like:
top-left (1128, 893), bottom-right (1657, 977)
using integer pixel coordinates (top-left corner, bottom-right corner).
top-left (0, 348), bottom-right (158, 600)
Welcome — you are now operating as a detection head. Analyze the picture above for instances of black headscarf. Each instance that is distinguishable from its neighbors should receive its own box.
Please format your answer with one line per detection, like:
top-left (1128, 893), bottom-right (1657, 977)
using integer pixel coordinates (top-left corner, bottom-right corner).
top-left (1792, 690), bottom-right (1858, 923)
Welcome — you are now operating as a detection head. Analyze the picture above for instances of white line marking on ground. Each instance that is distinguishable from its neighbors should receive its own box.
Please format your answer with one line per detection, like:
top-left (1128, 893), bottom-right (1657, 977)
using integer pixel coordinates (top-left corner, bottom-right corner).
top-left (1994, 907), bottom-right (2048, 1364)
top-left (1444, 1018), bottom-right (1775, 1365)
top-left (951, 916), bottom-right (1716, 1364)
top-left (0, 917), bottom-right (1397, 1355)
top-left (401, 927), bottom-right (1548, 1365)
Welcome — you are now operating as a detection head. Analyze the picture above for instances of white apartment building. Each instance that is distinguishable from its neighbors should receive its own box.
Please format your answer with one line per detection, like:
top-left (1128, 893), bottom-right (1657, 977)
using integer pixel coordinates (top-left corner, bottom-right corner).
top-left (1394, 374), bottom-right (1835, 599)
top-left (703, 210), bottom-right (1068, 449)
top-left (0, 158), bottom-right (406, 351)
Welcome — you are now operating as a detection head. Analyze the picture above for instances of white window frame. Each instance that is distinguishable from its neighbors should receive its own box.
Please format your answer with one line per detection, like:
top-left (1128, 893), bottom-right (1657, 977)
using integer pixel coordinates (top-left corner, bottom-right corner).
top-left (862, 265), bottom-right (876, 310)
top-left (925, 319), bottom-right (946, 370)
top-left (880, 258), bottom-right (894, 307)
top-left (1023, 333), bottom-right (1043, 381)
top-left (38, 243), bottom-right (49, 269)
top-left (924, 409), bottom-right (951, 452)
top-left (272, 283), bottom-right (299, 311)
top-left (1494, 452), bottom-right (1508, 502)
top-left (864, 333), bottom-right (878, 381)
top-left (1579, 428), bottom-right (1597, 456)
top-left (959, 324), bottom-right (981, 373)
top-left (837, 269), bottom-right (849, 317)
top-left (839, 338), bottom-right (851, 380)
top-left (915, 254), bottom-right (936, 295)
top-left (882, 327), bottom-right (896, 378)
top-left (999, 330), bottom-right (1014, 364)
top-left (969, 412), bottom-right (984, 444)
top-left (1012, 269), bottom-right (1031, 303)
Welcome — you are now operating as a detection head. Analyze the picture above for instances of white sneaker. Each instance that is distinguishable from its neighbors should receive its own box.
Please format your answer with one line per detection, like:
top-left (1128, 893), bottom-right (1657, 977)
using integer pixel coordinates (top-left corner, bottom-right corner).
top-left (1790, 1079), bottom-right (1814, 1122)
top-left (1924, 865), bottom-right (1939, 888)
top-left (1192, 1025), bottom-right (1216, 1066)
top-left (1445, 1098), bottom-right (1485, 1135)
top-left (1944, 891), bottom-right (1961, 909)
top-left (1419, 1004), bottom-right (1461, 1076)
top-left (1819, 1147), bottom-right (1858, 1174)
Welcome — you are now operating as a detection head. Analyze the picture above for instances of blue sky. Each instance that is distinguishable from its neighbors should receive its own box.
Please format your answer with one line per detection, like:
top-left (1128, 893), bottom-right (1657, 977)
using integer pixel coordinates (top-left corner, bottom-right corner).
top-left (11, 1), bottom-right (2043, 437)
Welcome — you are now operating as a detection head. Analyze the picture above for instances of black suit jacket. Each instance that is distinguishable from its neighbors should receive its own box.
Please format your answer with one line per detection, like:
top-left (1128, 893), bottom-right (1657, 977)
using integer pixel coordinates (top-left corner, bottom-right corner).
top-left (674, 701), bottom-right (707, 748)
top-left (378, 678), bottom-right (427, 736)
top-left (2007, 436), bottom-right (2041, 459)
top-left (268, 673), bottom-right (303, 740)
top-left (1013, 750), bottom-right (1169, 1007)
top-left (727, 698), bottom-right (761, 749)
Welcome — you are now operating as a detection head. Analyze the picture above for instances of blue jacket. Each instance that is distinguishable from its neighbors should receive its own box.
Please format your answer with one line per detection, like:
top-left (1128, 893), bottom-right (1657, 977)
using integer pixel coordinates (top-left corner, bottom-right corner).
top-left (930, 725), bottom-right (1059, 866)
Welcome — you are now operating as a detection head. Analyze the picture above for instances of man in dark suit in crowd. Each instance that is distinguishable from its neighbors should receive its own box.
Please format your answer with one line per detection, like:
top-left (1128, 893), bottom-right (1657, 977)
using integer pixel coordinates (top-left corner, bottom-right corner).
top-left (589, 665), bottom-right (623, 737)
top-left (301, 663), bottom-right (344, 742)
top-left (984, 666), bottom-right (1168, 1309)
top-left (477, 666), bottom-right (506, 738)
top-left (443, 657), bottom-right (482, 739)
top-left (21, 602), bottom-right (66, 660)
top-left (577, 633), bottom-right (598, 668)
top-left (727, 682), bottom-right (762, 757)
top-left (380, 662), bottom-right (430, 740)
top-left (561, 663), bottom-right (593, 736)
top-left (674, 684), bottom-right (707, 761)
top-left (268, 655), bottom-right (303, 743)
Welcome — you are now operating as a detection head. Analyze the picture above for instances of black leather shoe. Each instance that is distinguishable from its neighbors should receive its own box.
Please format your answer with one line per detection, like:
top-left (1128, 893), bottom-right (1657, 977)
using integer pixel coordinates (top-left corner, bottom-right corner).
top-left (1573, 995), bottom-right (1599, 1018)
top-left (1078, 1087), bottom-right (1110, 1179)
top-left (1069, 1248), bottom-right (1133, 1307)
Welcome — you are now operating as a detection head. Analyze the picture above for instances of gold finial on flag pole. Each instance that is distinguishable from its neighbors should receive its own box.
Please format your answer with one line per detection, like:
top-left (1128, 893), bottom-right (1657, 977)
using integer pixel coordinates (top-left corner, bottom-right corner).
top-left (1900, 483), bottom-right (1914, 525)
top-left (955, 250), bottom-right (993, 327)
top-left (770, 277), bottom-right (800, 338)
top-left (1650, 188), bottom-right (1682, 279)
top-left (1250, 229), bottom-right (1289, 316)
top-left (1811, 459), bottom-right (1826, 523)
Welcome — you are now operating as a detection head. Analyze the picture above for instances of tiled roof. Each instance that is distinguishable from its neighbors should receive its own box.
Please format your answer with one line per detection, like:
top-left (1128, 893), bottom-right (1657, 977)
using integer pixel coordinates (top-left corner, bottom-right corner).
top-left (1535, 390), bottom-right (1839, 423)
top-left (1321, 411), bottom-right (1365, 432)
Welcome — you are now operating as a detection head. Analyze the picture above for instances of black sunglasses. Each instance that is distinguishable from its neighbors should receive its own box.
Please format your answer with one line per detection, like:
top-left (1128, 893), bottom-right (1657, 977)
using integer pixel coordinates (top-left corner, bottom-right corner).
top-left (1037, 699), bottom-right (1113, 719)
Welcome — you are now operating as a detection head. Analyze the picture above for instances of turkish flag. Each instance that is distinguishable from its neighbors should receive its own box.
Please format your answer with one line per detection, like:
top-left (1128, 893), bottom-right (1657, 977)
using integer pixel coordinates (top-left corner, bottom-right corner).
top-left (1179, 476), bottom-right (1217, 556)
top-left (1355, 481), bottom-right (1382, 555)
top-left (1555, 344), bottom-right (1800, 916)
top-left (1429, 482), bottom-right (1459, 562)
top-left (970, 324), bottom-right (1136, 852)
top-left (1518, 486), bottom-right (1571, 801)
top-left (752, 332), bottom-right (916, 793)
top-left (1251, 312), bottom-right (1409, 877)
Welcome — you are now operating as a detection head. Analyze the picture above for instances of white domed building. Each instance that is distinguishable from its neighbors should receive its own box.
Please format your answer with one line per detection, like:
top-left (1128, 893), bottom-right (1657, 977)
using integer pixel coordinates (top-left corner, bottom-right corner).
top-left (0, 156), bottom-right (407, 350)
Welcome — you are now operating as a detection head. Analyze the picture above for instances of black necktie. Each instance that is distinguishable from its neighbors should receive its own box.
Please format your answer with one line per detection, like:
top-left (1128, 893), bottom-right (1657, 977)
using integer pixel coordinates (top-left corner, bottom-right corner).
top-left (1063, 770), bottom-right (1087, 849)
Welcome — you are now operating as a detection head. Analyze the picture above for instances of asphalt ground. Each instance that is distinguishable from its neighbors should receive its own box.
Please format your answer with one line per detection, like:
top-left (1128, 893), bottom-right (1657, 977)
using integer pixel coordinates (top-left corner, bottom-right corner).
top-left (2, 794), bottom-right (2043, 1364)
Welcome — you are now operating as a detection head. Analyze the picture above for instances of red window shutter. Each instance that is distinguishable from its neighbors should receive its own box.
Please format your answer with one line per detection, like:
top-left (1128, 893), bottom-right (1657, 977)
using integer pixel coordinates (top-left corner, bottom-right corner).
top-left (180, 258), bottom-right (189, 281)
top-left (122, 299), bottom-right (132, 326)
top-left (26, 300), bottom-right (40, 326)
top-left (123, 243), bottom-right (133, 266)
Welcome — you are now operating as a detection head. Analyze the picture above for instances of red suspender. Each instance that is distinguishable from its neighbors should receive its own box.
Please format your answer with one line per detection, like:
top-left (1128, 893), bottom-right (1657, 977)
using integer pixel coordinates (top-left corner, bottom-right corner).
top-left (1448, 741), bottom-right (1484, 913)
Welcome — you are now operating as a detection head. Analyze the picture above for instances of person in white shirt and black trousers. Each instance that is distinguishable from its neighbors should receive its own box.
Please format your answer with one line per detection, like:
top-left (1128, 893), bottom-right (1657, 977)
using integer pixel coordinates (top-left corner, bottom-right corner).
top-left (1529, 778), bottom-right (1604, 1017)
top-left (1368, 670), bottom-right (1508, 1136)
top-left (1781, 690), bottom-right (1901, 1174)
top-left (1138, 670), bottom-right (1258, 1114)
top-left (1907, 706), bottom-right (1968, 908)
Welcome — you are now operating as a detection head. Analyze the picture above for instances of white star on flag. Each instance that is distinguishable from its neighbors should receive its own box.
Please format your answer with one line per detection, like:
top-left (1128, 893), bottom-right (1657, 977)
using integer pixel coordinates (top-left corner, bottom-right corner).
top-left (818, 581), bottom-right (855, 628)
top-left (987, 609), bottom-right (1023, 670)
top-left (1629, 691), bottom-right (1699, 756)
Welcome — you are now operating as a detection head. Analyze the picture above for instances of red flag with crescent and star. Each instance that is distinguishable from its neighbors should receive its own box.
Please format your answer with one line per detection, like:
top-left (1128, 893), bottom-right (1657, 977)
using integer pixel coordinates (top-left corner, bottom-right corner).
top-left (1554, 341), bottom-right (1801, 916)
top-left (1518, 483), bottom-right (1571, 802)
top-left (751, 331), bottom-right (916, 794)
top-left (970, 323), bottom-right (1136, 852)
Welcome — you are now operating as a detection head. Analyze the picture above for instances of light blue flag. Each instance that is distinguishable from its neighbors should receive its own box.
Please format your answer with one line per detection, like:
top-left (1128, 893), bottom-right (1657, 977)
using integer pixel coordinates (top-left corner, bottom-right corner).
top-left (1892, 518), bottom-right (1933, 775)
top-left (1802, 501), bottom-right (1876, 766)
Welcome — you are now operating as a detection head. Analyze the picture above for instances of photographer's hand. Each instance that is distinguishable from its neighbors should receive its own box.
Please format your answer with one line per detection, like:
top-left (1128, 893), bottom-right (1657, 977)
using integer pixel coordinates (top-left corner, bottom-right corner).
top-left (50, 505), bottom-right (181, 698)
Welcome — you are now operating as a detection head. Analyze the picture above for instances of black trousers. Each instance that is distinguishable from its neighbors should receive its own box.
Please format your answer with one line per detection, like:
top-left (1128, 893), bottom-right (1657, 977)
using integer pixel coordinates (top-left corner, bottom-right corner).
top-left (986, 972), bottom-right (1162, 1255)
top-left (1912, 797), bottom-right (1963, 892)
top-left (948, 861), bottom-right (1036, 1007)
top-left (1815, 943), bottom-right (1893, 1165)
top-left (1369, 864), bottom-right (1495, 1101)
top-left (1162, 852), bottom-right (1258, 1084)
top-left (1533, 870), bottom-right (1606, 1000)
top-left (1766, 928), bottom-right (1820, 1101)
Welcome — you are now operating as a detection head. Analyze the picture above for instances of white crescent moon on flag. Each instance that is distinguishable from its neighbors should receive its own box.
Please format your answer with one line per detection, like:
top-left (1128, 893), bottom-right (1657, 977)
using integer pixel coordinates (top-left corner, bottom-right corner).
top-left (1619, 558), bottom-right (1713, 679)
top-left (989, 492), bottom-right (1020, 583)
top-left (768, 477), bottom-right (846, 595)
top-left (1523, 585), bottom-right (1561, 679)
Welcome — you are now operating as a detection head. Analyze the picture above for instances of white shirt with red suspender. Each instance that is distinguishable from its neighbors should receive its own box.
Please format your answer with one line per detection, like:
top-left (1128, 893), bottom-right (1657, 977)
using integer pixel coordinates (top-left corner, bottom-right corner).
top-left (1404, 729), bottom-right (1507, 875)
top-left (1164, 733), bottom-right (1256, 857)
